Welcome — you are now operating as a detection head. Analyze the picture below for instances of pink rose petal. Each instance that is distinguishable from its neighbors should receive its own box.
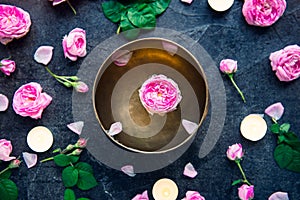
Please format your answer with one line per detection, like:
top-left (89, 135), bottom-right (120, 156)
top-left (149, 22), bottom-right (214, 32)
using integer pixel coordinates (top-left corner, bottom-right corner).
top-left (182, 119), bottom-right (198, 134)
top-left (107, 122), bottom-right (122, 136)
top-left (265, 102), bottom-right (284, 121)
top-left (22, 152), bottom-right (37, 168)
top-left (121, 165), bottom-right (136, 177)
top-left (111, 50), bottom-right (133, 66)
top-left (0, 94), bottom-right (9, 112)
top-left (183, 162), bottom-right (198, 178)
top-left (268, 191), bottom-right (289, 200)
top-left (67, 121), bottom-right (84, 135)
top-left (132, 190), bottom-right (149, 200)
top-left (34, 46), bottom-right (54, 65)
top-left (162, 41), bottom-right (178, 56)
top-left (181, 0), bottom-right (193, 4)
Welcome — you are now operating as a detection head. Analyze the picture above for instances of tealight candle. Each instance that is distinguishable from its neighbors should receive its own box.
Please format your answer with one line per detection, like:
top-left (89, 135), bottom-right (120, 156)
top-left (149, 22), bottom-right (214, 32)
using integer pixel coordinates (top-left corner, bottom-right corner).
top-left (152, 178), bottom-right (178, 200)
top-left (240, 114), bottom-right (267, 141)
top-left (208, 0), bottom-right (234, 12)
top-left (27, 126), bottom-right (54, 152)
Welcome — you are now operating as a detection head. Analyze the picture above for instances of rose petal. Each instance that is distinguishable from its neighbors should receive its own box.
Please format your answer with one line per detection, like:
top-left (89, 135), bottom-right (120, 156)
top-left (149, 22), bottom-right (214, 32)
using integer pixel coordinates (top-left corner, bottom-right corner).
top-left (268, 191), bottom-right (289, 200)
top-left (111, 50), bottom-right (133, 66)
top-left (181, 0), bottom-right (193, 4)
top-left (265, 102), bottom-right (284, 120)
top-left (121, 165), bottom-right (136, 177)
top-left (162, 41), bottom-right (178, 56)
top-left (183, 162), bottom-right (198, 178)
top-left (22, 152), bottom-right (37, 168)
top-left (132, 190), bottom-right (149, 200)
top-left (182, 119), bottom-right (198, 134)
top-left (34, 46), bottom-right (54, 65)
top-left (67, 121), bottom-right (84, 135)
top-left (0, 94), bottom-right (9, 112)
top-left (107, 122), bottom-right (122, 136)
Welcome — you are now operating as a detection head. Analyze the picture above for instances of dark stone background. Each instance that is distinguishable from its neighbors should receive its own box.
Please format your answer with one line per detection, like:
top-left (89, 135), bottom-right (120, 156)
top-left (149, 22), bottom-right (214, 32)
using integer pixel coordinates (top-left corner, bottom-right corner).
top-left (0, 0), bottom-right (300, 199)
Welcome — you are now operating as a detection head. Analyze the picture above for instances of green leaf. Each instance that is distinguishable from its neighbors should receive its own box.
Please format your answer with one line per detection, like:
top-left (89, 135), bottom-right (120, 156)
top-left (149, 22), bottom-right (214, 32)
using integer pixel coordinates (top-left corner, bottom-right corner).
top-left (62, 166), bottom-right (79, 187)
top-left (274, 144), bottom-right (293, 168)
top-left (231, 179), bottom-right (242, 186)
top-left (102, 1), bottom-right (126, 23)
top-left (283, 132), bottom-right (299, 142)
top-left (127, 4), bottom-right (156, 29)
top-left (54, 154), bottom-right (79, 167)
top-left (0, 169), bottom-right (12, 179)
top-left (75, 162), bottom-right (93, 174)
top-left (64, 188), bottom-right (76, 200)
top-left (120, 15), bottom-right (140, 40)
top-left (0, 179), bottom-right (18, 200)
top-left (270, 123), bottom-right (280, 134)
top-left (285, 141), bottom-right (300, 152)
top-left (286, 150), bottom-right (300, 173)
top-left (77, 170), bottom-right (98, 190)
top-left (280, 123), bottom-right (290, 133)
top-left (77, 198), bottom-right (90, 200)
top-left (148, 0), bottom-right (171, 15)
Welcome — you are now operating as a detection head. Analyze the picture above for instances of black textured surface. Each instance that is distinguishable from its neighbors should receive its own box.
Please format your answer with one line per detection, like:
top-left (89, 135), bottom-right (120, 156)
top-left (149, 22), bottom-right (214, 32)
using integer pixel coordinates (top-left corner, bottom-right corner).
top-left (1, 0), bottom-right (300, 199)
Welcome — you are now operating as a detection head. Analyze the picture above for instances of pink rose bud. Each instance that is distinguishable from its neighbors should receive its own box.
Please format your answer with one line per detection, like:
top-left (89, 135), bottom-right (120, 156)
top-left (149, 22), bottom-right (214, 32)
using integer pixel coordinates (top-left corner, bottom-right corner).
top-left (75, 138), bottom-right (88, 148)
top-left (62, 28), bottom-right (87, 61)
top-left (242, 0), bottom-right (286, 27)
top-left (220, 59), bottom-right (237, 74)
top-left (238, 184), bottom-right (254, 200)
top-left (139, 74), bottom-right (182, 115)
top-left (9, 159), bottom-right (21, 169)
top-left (269, 45), bottom-right (300, 82)
top-left (0, 139), bottom-right (16, 161)
top-left (12, 82), bottom-right (52, 119)
top-left (226, 143), bottom-right (244, 161)
top-left (74, 81), bottom-right (89, 93)
top-left (0, 5), bottom-right (31, 45)
top-left (0, 59), bottom-right (16, 76)
top-left (182, 191), bottom-right (206, 200)
top-left (70, 149), bottom-right (82, 156)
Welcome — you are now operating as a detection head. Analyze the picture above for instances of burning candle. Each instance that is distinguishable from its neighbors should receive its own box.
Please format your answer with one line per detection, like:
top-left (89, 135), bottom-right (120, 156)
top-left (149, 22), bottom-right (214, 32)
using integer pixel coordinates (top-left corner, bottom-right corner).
top-left (27, 126), bottom-right (54, 152)
top-left (240, 114), bottom-right (267, 141)
top-left (152, 178), bottom-right (178, 200)
top-left (208, 0), bottom-right (234, 12)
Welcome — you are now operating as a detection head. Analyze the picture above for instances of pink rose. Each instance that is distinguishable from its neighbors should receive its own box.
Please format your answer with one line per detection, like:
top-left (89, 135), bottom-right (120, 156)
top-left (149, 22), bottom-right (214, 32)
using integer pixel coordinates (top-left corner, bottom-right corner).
top-left (238, 184), bottom-right (254, 200)
top-left (269, 45), bottom-right (300, 82)
top-left (0, 4), bottom-right (31, 45)
top-left (0, 59), bottom-right (16, 76)
top-left (226, 143), bottom-right (244, 161)
top-left (12, 82), bottom-right (52, 119)
top-left (139, 74), bottom-right (182, 115)
top-left (242, 0), bottom-right (286, 27)
top-left (220, 59), bottom-right (237, 74)
top-left (74, 81), bottom-right (89, 93)
top-left (0, 139), bottom-right (16, 161)
top-left (62, 28), bottom-right (87, 61)
top-left (182, 191), bottom-right (205, 200)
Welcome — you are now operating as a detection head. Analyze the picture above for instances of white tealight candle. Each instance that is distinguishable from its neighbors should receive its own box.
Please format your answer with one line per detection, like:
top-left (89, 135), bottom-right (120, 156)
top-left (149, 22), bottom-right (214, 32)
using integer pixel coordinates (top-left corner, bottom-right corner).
top-left (240, 114), bottom-right (267, 141)
top-left (208, 0), bottom-right (234, 12)
top-left (27, 126), bottom-right (54, 152)
top-left (152, 178), bottom-right (178, 200)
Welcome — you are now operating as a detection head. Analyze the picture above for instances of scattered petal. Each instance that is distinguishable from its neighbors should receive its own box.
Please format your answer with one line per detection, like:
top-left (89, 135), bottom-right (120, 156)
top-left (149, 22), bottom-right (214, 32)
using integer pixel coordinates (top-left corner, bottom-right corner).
top-left (265, 102), bottom-right (284, 121)
top-left (67, 121), bottom-right (84, 135)
top-left (132, 190), bottom-right (149, 200)
top-left (268, 191), bottom-right (289, 200)
top-left (181, 0), bottom-right (193, 4)
top-left (162, 41), bottom-right (178, 56)
top-left (22, 152), bottom-right (37, 168)
top-left (34, 46), bottom-right (54, 65)
top-left (0, 94), bottom-right (9, 112)
top-left (111, 50), bottom-right (133, 66)
top-left (121, 165), bottom-right (136, 177)
top-left (182, 119), bottom-right (198, 134)
top-left (107, 122), bottom-right (122, 136)
top-left (183, 162), bottom-right (198, 178)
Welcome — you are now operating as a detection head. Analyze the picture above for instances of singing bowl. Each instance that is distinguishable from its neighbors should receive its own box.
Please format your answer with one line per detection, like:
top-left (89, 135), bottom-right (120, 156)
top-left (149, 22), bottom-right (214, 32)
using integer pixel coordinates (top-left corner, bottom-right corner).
top-left (93, 38), bottom-right (209, 154)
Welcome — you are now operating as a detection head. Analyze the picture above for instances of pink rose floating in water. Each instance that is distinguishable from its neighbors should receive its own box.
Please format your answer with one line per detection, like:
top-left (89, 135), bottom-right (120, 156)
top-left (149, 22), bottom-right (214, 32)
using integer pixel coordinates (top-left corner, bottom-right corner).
top-left (0, 4), bottom-right (31, 45)
top-left (62, 28), bottom-right (87, 61)
top-left (269, 44), bottom-right (300, 82)
top-left (242, 0), bottom-right (286, 27)
top-left (139, 74), bottom-right (182, 115)
top-left (13, 82), bottom-right (52, 119)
